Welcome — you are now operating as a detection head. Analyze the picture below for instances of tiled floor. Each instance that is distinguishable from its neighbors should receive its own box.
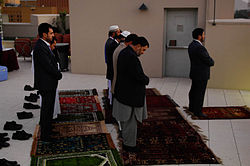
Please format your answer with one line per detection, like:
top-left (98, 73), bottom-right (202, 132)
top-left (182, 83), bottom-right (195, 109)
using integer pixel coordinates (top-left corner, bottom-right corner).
top-left (0, 58), bottom-right (250, 166)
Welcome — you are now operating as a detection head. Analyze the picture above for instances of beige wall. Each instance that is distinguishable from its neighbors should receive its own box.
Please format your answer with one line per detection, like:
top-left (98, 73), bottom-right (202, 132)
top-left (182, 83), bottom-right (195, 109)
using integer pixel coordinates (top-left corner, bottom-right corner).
top-left (69, 0), bottom-right (207, 77)
top-left (206, 20), bottom-right (250, 90)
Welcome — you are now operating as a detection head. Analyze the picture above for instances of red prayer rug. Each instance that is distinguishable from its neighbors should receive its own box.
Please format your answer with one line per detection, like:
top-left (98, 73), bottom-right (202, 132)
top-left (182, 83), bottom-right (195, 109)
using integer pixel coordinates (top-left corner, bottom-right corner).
top-left (184, 106), bottom-right (250, 119)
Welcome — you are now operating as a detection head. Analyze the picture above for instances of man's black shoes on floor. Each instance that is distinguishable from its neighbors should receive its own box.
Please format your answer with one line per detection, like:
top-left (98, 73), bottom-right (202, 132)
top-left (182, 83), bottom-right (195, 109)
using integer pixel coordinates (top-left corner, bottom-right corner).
top-left (24, 95), bottom-right (37, 102)
top-left (0, 133), bottom-right (8, 138)
top-left (17, 111), bottom-right (33, 119)
top-left (0, 133), bottom-right (10, 149)
top-left (24, 85), bottom-right (35, 91)
top-left (194, 112), bottom-right (207, 118)
top-left (12, 130), bottom-right (32, 140)
top-left (23, 103), bottom-right (40, 109)
top-left (0, 158), bottom-right (20, 166)
top-left (3, 121), bottom-right (22, 131)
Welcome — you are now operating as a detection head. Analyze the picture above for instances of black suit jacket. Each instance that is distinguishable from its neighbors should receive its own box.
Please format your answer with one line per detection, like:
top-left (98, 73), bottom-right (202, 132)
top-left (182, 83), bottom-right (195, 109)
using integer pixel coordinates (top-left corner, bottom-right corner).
top-left (188, 40), bottom-right (214, 80)
top-left (105, 38), bottom-right (119, 80)
top-left (114, 45), bottom-right (149, 107)
top-left (33, 39), bottom-right (62, 91)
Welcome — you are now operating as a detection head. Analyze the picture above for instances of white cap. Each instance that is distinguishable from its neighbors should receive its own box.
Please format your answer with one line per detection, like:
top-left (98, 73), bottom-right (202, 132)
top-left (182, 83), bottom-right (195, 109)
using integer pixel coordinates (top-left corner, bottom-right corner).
top-left (121, 31), bottom-right (131, 38)
top-left (109, 25), bottom-right (119, 32)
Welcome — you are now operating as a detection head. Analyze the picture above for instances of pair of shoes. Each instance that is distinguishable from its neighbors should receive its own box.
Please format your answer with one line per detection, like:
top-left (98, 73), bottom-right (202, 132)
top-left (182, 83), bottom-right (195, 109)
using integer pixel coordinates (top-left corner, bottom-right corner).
top-left (3, 121), bottom-right (22, 131)
top-left (24, 85), bottom-right (35, 91)
top-left (23, 103), bottom-right (40, 109)
top-left (122, 143), bottom-right (138, 152)
top-left (24, 95), bottom-right (37, 102)
top-left (194, 112), bottom-right (207, 118)
top-left (17, 111), bottom-right (33, 119)
top-left (0, 133), bottom-right (10, 149)
top-left (0, 158), bottom-right (20, 166)
top-left (30, 93), bottom-right (39, 99)
top-left (12, 130), bottom-right (32, 140)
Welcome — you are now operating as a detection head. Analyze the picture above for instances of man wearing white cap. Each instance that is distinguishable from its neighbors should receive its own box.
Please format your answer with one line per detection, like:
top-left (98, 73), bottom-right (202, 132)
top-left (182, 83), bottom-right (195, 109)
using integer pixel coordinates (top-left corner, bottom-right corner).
top-left (104, 25), bottom-right (120, 105)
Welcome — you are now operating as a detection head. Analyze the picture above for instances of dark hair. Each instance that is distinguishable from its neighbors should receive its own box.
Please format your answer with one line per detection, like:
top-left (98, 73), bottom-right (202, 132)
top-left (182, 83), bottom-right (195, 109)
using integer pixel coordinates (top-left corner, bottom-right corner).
top-left (138, 36), bottom-right (149, 47)
top-left (192, 28), bottom-right (204, 39)
top-left (125, 34), bottom-right (138, 43)
top-left (38, 23), bottom-right (53, 38)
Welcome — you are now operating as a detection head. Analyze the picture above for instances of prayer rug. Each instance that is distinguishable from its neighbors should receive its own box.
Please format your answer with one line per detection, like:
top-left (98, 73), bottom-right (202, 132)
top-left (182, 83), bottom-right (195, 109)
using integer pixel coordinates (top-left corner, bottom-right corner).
top-left (103, 88), bottom-right (161, 97)
top-left (31, 149), bottom-right (123, 166)
top-left (60, 103), bottom-right (102, 114)
top-left (59, 96), bottom-right (99, 104)
top-left (31, 133), bottom-right (116, 157)
top-left (184, 106), bottom-right (250, 120)
top-left (122, 107), bottom-right (221, 165)
top-left (146, 95), bottom-right (179, 108)
top-left (59, 89), bottom-right (98, 96)
top-left (54, 112), bottom-right (104, 123)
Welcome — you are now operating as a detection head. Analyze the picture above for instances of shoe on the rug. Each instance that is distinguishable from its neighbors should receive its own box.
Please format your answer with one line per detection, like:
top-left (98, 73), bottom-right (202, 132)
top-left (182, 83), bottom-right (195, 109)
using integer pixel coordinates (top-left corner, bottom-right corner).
top-left (24, 95), bottom-right (37, 102)
top-left (12, 130), bottom-right (32, 140)
top-left (23, 103), bottom-right (40, 109)
top-left (0, 133), bottom-right (8, 138)
top-left (17, 111), bottom-right (33, 119)
top-left (0, 158), bottom-right (20, 166)
top-left (92, 88), bottom-right (98, 96)
top-left (0, 136), bottom-right (10, 142)
top-left (122, 143), bottom-right (138, 152)
top-left (24, 85), bottom-right (35, 91)
top-left (3, 121), bottom-right (23, 131)
top-left (194, 112), bottom-right (207, 118)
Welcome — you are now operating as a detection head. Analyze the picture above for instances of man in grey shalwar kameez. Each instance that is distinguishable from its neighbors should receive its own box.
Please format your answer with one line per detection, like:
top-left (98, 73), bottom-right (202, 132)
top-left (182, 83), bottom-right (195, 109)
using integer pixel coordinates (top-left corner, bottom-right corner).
top-left (113, 36), bottom-right (150, 152)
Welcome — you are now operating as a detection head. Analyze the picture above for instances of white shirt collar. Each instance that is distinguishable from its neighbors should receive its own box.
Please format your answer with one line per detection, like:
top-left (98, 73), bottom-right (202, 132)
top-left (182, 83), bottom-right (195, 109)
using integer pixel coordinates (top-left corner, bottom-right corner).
top-left (194, 39), bottom-right (203, 46)
top-left (40, 38), bottom-right (50, 47)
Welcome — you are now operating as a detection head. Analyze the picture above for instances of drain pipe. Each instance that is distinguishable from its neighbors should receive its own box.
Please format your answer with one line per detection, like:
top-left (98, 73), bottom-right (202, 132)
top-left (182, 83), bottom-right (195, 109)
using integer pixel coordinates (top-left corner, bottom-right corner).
top-left (212, 0), bottom-right (216, 26)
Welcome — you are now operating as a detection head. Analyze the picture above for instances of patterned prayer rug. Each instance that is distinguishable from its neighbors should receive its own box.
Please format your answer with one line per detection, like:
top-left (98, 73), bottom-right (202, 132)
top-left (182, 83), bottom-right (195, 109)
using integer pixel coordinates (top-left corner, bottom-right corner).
top-left (60, 103), bottom-right (102, 114)
top-left (53, 112), bottom-right (104, 123)
top-left (31, 133), bottom-right (116, 156)
top-left (31, 150), bottom-right (123, 166)
top-left (146, 95), bottom-right (179, 108)
top-left (184, 106), bottom-right (250, 119)
top-left (59, 89), bottom-right (98, 96)
top-left (59, 96), bottom-right (99, 104)
top-left (122, 107), bottom-right (221, 165)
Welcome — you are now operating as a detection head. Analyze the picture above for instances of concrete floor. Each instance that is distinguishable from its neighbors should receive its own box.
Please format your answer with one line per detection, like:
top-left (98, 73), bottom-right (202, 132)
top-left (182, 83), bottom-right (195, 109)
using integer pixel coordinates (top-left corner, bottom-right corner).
top-left (0, 58), bottom-right (250, 166)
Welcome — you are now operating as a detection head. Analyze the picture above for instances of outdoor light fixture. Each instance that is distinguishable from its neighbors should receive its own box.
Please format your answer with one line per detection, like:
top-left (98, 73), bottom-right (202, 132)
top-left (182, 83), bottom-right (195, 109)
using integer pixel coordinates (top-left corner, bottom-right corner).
top-left (139, 3), bottom-right (148, 11)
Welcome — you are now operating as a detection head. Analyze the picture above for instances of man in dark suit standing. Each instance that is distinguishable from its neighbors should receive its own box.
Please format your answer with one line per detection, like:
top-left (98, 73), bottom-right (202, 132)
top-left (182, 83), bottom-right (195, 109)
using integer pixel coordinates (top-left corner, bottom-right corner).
top-left (33, 23), bottom-right (62, 141)
top-left (188, 28), bottom-right (214, 117)
top-left (104, 25), bottom-right (120, 105)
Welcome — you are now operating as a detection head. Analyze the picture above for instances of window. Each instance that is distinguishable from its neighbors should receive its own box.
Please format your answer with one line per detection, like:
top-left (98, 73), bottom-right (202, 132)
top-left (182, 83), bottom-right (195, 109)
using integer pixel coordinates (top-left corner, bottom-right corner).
top-left (234, 0), bottom-right (250, 19)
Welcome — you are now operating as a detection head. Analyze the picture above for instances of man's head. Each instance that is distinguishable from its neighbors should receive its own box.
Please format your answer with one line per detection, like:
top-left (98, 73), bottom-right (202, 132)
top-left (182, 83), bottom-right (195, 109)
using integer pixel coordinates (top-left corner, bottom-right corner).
top-left (192, 28), bottom-right (205, 42)
top-left (125, 34), bottom-right (137, 46)
top-left (38, 23), bottom-right (54, 43)
top-left (131, 36), bottom-right (149, 56)
top-left (108, 25), bottom-right (121, 38)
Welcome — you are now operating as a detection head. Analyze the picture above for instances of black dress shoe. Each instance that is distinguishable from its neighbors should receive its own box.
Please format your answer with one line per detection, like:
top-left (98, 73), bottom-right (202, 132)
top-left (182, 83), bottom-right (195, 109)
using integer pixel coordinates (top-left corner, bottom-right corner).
top-left (24, 95), bottom-right (37, 102)
top-left (122, 143), bottom-right (138, 152)
top-left (0, 136), bottom-right (10, 142)
top-left (12, 130), bottom-right (32, 140)
top-left (24, 85), bottom-right (35, 91)
top-left (23, 103), bottom-right (40, 109)
top-left (17, 111), bottom-right (33, 119)
top-left (194, 112), bottom-right (207, 118)
top-left (3, 121), bottom-right (22, 131)
top-left (30, 93), bottom-right (39, 99)
top-left (0, 133), bottom-right (8, 138)
top-left (0, 158), bottom-right (20, 166)
top-left (0, 141), bottom-right (10, 149)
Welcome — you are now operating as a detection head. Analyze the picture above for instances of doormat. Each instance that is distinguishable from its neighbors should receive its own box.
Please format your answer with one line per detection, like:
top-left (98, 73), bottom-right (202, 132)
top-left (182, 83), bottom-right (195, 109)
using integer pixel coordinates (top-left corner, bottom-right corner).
top-left (31, 133), bottom-right (116, 157)
top-left (146, 95), bottom-right (179, 108)
top-left (59, 96), bottom-right (99, 104)
top-left (59, 89), bottom-right (98, 96)
top-left (53, 112), bottom-right (104, 123)
top-left (184, 106), bottom-right (250, 119)
top-left (60, 103), bottom-right (102, 114)
top-left (31, 149), bottom-right (123, 166)
top-left (122, 107), bottom-right (221, 165)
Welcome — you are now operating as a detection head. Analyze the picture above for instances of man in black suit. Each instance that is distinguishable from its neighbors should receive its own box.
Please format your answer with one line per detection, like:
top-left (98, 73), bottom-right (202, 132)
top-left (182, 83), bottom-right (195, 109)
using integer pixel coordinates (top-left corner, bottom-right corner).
top-left (104, 25), bottom-right (120, 105)
top-left (188, 28), bottom-right (214, 117)
top-left (33, 23), bottom-right (62, 141)
top-left (113, 36), bottom-right (149, 151)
